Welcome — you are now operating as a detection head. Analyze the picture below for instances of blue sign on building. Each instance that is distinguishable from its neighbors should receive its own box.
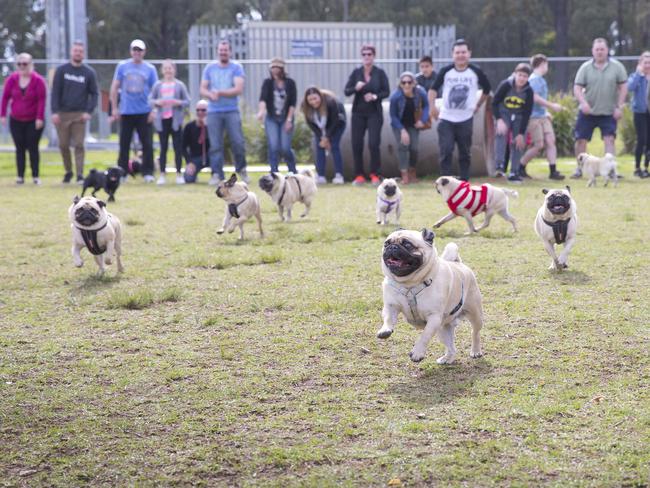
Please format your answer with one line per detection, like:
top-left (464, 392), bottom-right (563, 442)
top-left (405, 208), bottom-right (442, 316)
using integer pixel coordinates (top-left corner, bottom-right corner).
top-left (290, 40), bottom-right (324, 58)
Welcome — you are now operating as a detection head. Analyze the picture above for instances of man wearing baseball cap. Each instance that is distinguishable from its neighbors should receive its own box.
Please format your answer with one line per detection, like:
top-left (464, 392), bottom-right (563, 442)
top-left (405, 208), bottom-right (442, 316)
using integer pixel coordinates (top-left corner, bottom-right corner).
top-left (110, 39), bottom-right (158, 182)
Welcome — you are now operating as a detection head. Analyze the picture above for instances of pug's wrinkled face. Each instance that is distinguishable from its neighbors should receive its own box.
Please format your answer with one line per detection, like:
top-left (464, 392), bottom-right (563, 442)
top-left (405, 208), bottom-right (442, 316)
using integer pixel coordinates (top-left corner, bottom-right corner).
top-left (382, 229), bottom-right (435, 277)
top-left (107, 167), bottom-right (125, 183)
top-left (542, 187), bottom-right (572, 215)
top-left (379, 178), bottom-right (398, 197)
top-left (216, 174), bottom-right (238, 199)
top-left (258, 173), bottom-right (279, 194)
top-left (72, 196), bottom-right (106, 226)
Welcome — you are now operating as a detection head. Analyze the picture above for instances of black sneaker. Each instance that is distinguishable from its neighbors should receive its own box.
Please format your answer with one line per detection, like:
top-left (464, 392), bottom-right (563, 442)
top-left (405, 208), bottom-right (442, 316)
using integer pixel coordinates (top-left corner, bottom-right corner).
top-left (549, 171), bottom-right (566, 181)
top-left (641, 169), bottom-right (650, 178)
top-left (507, 174), bottom-right (523, 184)
top-left (634, 168), bottom-right (642, 177)
top-left (62, 172), bottom-right (73, 183)
top-left (519, 165), bottom-right (532, 179)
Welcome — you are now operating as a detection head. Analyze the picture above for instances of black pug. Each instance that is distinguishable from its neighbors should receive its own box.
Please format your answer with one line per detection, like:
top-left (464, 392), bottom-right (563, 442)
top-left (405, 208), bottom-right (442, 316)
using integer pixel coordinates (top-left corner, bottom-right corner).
top-left (81, 167), bottom-right (126, 202)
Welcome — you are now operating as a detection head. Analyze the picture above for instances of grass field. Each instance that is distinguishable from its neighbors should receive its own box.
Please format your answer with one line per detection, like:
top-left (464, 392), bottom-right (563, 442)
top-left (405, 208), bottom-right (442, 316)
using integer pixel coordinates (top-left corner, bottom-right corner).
top-left (1, 149), bottom-right (649, 487)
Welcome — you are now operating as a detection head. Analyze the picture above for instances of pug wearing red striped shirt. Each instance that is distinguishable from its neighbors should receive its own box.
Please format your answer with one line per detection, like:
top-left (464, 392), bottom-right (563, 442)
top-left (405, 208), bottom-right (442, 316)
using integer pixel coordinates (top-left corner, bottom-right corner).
top-left (433, 176), bottom-right (518, 234)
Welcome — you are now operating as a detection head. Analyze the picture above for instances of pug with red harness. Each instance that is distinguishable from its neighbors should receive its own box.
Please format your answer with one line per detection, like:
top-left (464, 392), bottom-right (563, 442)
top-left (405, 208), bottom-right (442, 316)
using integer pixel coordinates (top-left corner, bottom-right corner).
top-left (433, 176), bottom-right (518, 234)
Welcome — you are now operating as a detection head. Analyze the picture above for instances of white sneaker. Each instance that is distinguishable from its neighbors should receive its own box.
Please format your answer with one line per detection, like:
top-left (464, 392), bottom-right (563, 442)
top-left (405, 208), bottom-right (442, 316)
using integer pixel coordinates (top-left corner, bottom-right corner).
top-left (238, 170), bottom-right (251, 184)
top-left (143, 175), bottom-right (155, 183)
top-left (316, 175), bottom-right (327, 185)
top-left (120, 176), bottom-right (127, 184)
top-left (176, 174), bottom-right (185, 185)
top-left (157, 175), bottom-right (166, 185)
top-left (332, 173), bottom-right (344, 184)
top-left (209, 174), bottom-right (222, 186)
top-left (16, 177), bottom-right (25, 185)
top-left (33, 177), bottom-right (42, 186)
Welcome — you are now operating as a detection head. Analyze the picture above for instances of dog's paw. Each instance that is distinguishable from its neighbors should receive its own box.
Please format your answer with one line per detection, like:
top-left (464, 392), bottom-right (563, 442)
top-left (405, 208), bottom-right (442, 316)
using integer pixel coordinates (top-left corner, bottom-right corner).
top-left (376, 328), bottom-right (393, 339)
top-left (376, 220), bottom-right (381, 225)
top-left (104, 257), bottom-right (112, 265)
top-left (433, 223), bottom-right (441, 229)
top-left (436, 353), bottom-right (456, 364)
top-left (409, 347), bottom-right (426, 362)
top-left (216, 228), bottom-right (225, 234)
top-left (470, 349), bottom-right (483, 359)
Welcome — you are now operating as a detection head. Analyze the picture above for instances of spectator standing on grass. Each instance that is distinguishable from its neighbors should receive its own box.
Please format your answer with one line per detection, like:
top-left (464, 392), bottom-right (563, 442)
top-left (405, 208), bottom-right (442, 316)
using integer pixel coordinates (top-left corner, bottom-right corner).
top-left (51, 41), bottom-right (98, 185)
top-left (0, 53), bottom-right (47, 185)
top-left (344, 43), bottom-right (390, 186)
top-left (110, 39), bottom-right (158, 182)
top-left (256, 57), bottom-right (297, 174)
top-left (571, 37), bottom-right (627, 178)
top-left (389, 71), bottom-right (430, 184)
top-left (301, 86), bottom-right (346, 185)
top-left (200, 39), bottom-right (249, 185)
top-left (493, 63), bottom-right (534, 184)
top-left (429, 39), bottom-right (491, 182)
top-left (149, 59), bottom-right (190, 185)
top-left (519, 54), bottom-right (565, 181)
top-left (627, 51), bottom-right (650, 178)
top-left (182, 100), bottom-right (211, 184)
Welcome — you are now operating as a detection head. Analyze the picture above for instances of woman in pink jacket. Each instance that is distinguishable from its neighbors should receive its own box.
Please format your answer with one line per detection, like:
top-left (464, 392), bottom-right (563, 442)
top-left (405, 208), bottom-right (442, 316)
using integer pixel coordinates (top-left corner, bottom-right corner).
top-left (1, 53), bottom-right (47, 184)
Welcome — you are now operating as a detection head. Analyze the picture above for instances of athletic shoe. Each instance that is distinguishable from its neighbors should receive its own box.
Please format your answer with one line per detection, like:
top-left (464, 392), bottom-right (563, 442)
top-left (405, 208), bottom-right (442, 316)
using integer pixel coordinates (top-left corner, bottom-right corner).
top-left (176, 174), bottom-right (185, 184)
top-left (315, 175), bottom-right (326, 185)
top-left (352, 175), bottom-right (366, 186)
top-left (238, 170), bottom-right (251, 184)
top-left (143, 174), bottom-right (155, 183)
top-left (157, 175), bottom-right (166, 185)
top-left (641, 169), bottom-right (650, 178)
top-left (369, 173), bottom-right (381, 185)
top-left (507, 174), bottom-right (523, 184)
top-left (33, 177), bottom-right (42, 186)
top-left (16, 177), bottom-right (25, 185)
top-left (76, 175), bottom-right (84, 185)
top-left (62, 172), bottom-right (73, 183)
top-left (494, 167), bottom-right (505, 177)
top-left (634, 168), bottom-right (642, 177)
top-left (519, 165), bottom-right (532, 179)
top-left (332, 173), bottom-right (344, 184)
top-left (549, 171), bottom-right (566, 181)
top-left (209, 174), bottom-right (222, 186)
top-left (120, 176), bottom-right (127, 184)
top-left (570, 168), bottom-right (582, 179)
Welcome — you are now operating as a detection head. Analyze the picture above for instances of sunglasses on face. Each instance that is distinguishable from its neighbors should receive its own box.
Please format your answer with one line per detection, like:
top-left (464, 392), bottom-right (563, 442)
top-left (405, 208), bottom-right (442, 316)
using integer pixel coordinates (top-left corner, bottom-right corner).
top-left (401, 80), bottom-right (414, 85)
top-left (16, 62), bottom-right (29, 67)
top-left (362, 52), bottom-right (374, 57)
top-left (196, 109), bottom-right (207, 113)
top-left (132, 47), bottom-right (144, 52)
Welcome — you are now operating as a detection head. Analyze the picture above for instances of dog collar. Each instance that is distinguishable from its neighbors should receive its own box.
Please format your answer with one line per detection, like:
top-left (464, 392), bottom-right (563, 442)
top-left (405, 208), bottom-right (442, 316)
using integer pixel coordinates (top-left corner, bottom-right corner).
top-left (228, 194), bottom-right (249, 219)
top-left (387, 278), bottom-right (464, 324)
top-left (74, 220), bottom-right (109, 255)
top-left (379, 197), bottom-right (400, 213)
top-left (542, 217), bottom-right (571, 244)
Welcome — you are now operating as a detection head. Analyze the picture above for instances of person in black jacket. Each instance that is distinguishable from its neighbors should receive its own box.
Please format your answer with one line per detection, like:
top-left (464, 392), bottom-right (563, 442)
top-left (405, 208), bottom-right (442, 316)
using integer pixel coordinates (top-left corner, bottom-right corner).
top-left (51, 41), bottom-right (98, 184)
top-left (182, 100), bottom-right (210, 183)
top-left (256, 57), bottom-right (297, 173)
top-left (301, 86), bottom-right (347, 184)
top-left (492, 63), bottom-right (534, 183)
top-left (344, 44), bottom-right (390, 185)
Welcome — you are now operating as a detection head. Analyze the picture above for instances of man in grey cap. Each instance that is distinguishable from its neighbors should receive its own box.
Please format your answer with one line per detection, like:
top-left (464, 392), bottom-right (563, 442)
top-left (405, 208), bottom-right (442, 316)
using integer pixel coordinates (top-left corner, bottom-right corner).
top-left (110, 39), bottom-right (158, 182)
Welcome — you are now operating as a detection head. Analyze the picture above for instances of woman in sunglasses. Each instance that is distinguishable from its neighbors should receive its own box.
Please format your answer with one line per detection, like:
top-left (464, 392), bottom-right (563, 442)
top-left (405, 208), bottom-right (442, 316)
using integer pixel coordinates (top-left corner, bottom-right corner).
top-left (388, 71), bottom-right (429, 184)
top-left (1, 53), bottom-right (47, 185)
top-left (181, 100), bottom-right (211, 183)
top-left (344, 44), bottom-right (390, 186)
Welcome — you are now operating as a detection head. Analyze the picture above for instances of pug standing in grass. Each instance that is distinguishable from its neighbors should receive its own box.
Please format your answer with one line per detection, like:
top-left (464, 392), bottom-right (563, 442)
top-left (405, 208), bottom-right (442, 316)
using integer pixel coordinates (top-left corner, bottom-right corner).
top-left (215, 174), bottom-right (264, 240)
top-left (258, 169), bottom-right (317, 221)
top-left (377, 228), bottom-right (484, 364)
top-left (69, 195), bottom-right (124, 275)
top-left (534, 187), bottom-right (578, 271)
top-left (376, 178), bottom-right (402, 225)
top-left (577, 152), bottom-right (618, 187)
top-left (433, 176), bottom-right (518, 234)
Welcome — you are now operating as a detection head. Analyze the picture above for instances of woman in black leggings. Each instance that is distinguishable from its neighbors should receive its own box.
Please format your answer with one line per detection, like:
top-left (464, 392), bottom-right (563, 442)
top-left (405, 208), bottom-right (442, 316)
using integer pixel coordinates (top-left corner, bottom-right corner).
top-left (0, 53), bottom-right (47, 184)
top-left (344, 44), bottom-right (389, 186)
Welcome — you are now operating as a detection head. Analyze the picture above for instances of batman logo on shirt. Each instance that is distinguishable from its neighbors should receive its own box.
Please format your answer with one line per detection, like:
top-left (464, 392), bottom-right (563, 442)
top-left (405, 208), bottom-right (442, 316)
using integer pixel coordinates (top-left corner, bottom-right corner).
top-left (504, 96), bottom-right (525, 110)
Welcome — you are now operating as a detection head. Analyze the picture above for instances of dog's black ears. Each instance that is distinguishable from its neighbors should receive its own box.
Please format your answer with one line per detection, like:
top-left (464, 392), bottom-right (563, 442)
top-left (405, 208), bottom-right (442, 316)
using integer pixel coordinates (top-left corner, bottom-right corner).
top-left (421, 228), bottom-right (435, 245)
top-left (73, 195), bottom-right (80, 204)
top-left (271, 172), bottom-right (278, 179)
top-left (226, 173), bottom-right (237, 187)
top-left (565, 185), bottom-right (571, 193)
top-left (542, 188), bottom-right (549, 195)
top-left (440, 177), bottom-right (449, 186)
top-left (97, 200), bottom-right (107, 208)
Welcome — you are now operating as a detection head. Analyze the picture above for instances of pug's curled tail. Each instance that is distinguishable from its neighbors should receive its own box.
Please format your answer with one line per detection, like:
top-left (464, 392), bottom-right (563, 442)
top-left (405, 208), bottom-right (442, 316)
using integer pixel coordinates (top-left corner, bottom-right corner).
top-left (502, 188), bottom-right (519, 199)
top-left (441, 242), bottom-right (462, 263)
top-left (300, 168), bottom-right (316, 181)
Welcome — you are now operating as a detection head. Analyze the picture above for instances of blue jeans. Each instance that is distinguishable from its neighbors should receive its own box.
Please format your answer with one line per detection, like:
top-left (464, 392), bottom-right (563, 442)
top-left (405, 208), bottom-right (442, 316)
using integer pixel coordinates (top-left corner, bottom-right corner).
top-left (184, 155), bottom-right (208, 183)
top-left (392, 126), bottom-right (420, 171)
top-left (207, 111), bottom-right (247, 179)
top-left (315, 123), bottom-right (346, 177)
top-left (265, 116), bottom-right (296, 173)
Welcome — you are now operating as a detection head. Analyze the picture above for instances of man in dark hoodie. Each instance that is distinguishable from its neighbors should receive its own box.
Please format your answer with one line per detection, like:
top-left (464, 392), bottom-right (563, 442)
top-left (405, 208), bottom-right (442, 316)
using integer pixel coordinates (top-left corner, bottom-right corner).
top-left (493, 63), bottom-right (534, 183)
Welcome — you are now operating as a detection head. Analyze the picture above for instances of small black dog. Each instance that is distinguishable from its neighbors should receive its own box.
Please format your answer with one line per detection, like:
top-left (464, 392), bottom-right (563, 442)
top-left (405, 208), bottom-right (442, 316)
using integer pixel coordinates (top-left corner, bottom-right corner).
top-left (81, 167), bottom-right (126, 202)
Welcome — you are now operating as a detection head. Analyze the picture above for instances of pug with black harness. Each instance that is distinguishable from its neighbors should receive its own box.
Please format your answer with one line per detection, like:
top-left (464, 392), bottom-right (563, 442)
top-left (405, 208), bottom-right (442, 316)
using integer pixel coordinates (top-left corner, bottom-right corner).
top-left (377, 228), bottom-right (484, 364)
top-left (215, 174), bottom-right (264, 240)
top-left (81, 166), bottom-right (127, 202)
top-left (534, 186), bottom-right (578, 271)
top-left (258, 170), bottom-right (317, 221)
top-left (69, 195), bottom-right (124, 275)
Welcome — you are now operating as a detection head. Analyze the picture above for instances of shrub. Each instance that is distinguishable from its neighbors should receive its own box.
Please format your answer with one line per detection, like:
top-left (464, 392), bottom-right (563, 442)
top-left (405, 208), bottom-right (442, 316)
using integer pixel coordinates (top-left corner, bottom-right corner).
top-left (549, 93), bottom-right (578, 157)
top-left (618, 105), bottom-right (635, 155)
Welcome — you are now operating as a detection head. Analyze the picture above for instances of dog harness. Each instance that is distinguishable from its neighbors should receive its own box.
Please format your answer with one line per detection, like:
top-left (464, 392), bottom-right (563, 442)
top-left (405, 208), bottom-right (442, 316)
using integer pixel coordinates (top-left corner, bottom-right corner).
top-left (386, 278), bottom-right (464, 325)
top-left (75, 220), bottom-right (108, 255)
top-left (542, 217), bottom-right (571, 244)
top-left (278, 176), bottom-right (302, 205)
top-left (447, 181), bottom-right (488, 216)
top-left (378, 197), bottom-right (400, 214)
top-left (228, 195), bottom-right (249, 219)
